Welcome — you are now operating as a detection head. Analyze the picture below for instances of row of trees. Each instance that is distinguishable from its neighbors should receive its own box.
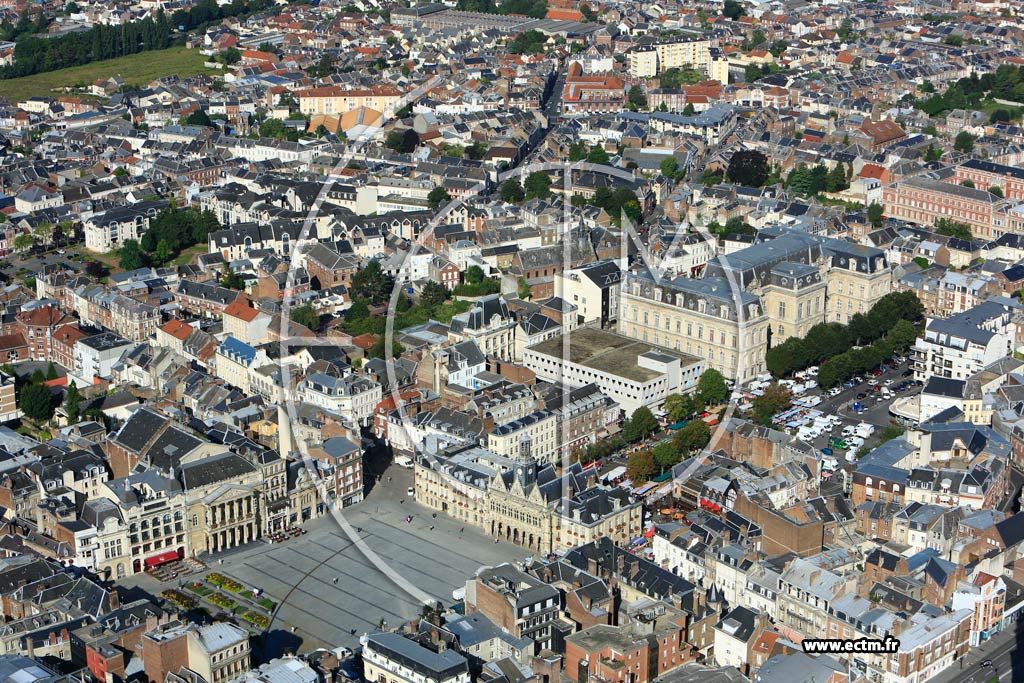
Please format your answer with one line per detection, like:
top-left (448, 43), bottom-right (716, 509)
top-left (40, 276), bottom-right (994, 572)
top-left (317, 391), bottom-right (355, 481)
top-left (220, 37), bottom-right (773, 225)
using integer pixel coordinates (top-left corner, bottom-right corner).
top-left (627, 417), bottom-right (712, 483)
top-left (3, 11), bottom-right (171, 78)
top-left (765, 291), bottom-right (925, 378)
top-left (816, 320), bottom-right (917, 389)
top-left (119, 207), bottom-right (221, 270)
top-left (576, 372), bottom-right (730, 478)
top-left (457, 0), bottom-right (548, 17)
top-left (14, 363), bottom-right (66, 423)
top-left (916, 65), bottom-right (1024, 117)
top-left (506, 29), bottom-right (548, 54)
top-left (663, 369), bottom-right (729, 422)
top-left (785, 163), bottom-right (851, 196)
top-left (934, 217), bottom-right (974, 242)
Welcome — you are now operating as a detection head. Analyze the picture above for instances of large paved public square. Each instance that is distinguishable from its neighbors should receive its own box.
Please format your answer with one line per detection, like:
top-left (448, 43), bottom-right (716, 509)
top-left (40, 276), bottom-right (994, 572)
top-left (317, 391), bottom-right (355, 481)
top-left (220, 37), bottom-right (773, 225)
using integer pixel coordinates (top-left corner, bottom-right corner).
top-left (127, 467), bottom-right (525, 654)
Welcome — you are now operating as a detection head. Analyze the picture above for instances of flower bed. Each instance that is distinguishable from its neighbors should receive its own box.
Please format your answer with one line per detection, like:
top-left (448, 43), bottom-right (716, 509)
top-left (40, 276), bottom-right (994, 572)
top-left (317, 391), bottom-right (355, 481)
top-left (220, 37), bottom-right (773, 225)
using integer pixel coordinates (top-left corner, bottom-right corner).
top-left (242, 612), bottom-right (269, 629)
top-left (186, 581), bottom-right (213, 596)
top-left (161, 590), bottom-right (196, 610)
top-left (207, 572), bottom-right (245, 593)
top-left (207, 592), bottom-right (237, 610)
top-left (257, 598), bottom-right (277, 612)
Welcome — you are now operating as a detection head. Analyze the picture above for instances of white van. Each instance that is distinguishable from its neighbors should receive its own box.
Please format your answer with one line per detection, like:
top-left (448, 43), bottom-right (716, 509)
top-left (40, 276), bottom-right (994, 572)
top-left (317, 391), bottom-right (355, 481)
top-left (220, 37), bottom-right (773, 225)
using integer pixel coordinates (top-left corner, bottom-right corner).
top-left (856, 424), bottom-right (875, 438)
top-left (394, 455), bottom-right (414, 469)
top-left (848, 436), bottom-right (865, 449)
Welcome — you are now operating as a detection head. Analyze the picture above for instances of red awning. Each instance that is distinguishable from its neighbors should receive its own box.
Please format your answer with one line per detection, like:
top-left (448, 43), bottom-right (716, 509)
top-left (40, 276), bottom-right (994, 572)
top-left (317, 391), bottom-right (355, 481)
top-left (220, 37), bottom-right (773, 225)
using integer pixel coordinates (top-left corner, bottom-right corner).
top-left (144, 550), bottom-right (180, 568)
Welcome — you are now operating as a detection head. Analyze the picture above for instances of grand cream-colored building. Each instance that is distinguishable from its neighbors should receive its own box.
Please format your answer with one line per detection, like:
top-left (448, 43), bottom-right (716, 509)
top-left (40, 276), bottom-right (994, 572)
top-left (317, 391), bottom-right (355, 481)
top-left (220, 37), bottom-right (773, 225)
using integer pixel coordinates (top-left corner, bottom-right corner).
top-left (619, 274), bottom-right (770, 383)
top-left (619, 229), bottom-right (892, 382)
top-left (414, 448), bottom-right (642, 554)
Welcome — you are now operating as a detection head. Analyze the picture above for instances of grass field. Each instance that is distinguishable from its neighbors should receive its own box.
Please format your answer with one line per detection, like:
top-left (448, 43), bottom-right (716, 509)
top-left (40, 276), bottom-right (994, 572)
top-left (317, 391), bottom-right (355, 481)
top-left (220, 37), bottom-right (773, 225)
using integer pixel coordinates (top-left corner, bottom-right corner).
top-left (0, 47), bottom-right (217, 102)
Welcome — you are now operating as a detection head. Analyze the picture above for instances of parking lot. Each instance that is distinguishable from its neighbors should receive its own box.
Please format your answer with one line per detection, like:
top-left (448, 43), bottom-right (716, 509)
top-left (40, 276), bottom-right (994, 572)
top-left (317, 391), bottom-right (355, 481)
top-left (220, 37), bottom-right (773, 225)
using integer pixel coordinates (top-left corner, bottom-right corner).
top-left (759, 357), bottom-right (921, 465)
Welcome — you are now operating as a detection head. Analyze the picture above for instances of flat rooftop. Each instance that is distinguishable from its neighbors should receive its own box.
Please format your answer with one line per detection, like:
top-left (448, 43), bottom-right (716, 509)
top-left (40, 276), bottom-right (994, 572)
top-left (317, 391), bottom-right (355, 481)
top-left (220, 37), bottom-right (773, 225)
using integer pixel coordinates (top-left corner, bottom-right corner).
top-left (527, 328), bottom-right (698, 383)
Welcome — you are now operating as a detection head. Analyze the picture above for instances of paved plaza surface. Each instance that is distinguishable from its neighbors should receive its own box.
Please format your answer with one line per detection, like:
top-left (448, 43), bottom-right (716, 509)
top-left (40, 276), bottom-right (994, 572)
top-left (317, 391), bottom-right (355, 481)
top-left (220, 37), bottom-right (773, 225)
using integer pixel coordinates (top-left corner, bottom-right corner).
top-left (129, 466), bottom-right (525, 654)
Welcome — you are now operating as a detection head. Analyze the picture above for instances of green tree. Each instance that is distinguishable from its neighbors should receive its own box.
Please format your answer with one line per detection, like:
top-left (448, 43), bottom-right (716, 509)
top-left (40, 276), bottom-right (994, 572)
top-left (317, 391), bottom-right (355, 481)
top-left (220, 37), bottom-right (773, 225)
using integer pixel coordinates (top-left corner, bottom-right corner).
top-left (291, 304), bottom-right (320, 331)
top-left (568, 141), bottom-right (588, 162)
top-left (750, 383), bottom-right (791, 426)
top-left (934, 217), bottom-right (973, 241)
top-left (622, 406), bottom-right (659, 442)
top-left (20, 383), bottom-right (54, 422)
top-left (726, 149), bottom-right (769, 187)
top-left (155, 239), bottom-right (172, 264)
top-left (217, 46), bottom-right (241, 65)
top-left (990, 109), bottom-right (1012, 124)
top-left (12, 234), bottom-right (34, 252)
top-left (345, 299), bottom-right (369, 321)
top-left (627, 85), bottom-right (647, 109)
top-left (465, 265), bottom-right (485, 285)
top-left (518, 277), bottom-right (532, 300)
top-left (427, 186), bottom-right (451, 210)
top-left (259, 118), bottom-right (286, 139)
top-left (45, 362), bottom-right (57, 381)
top-left (954, 131), bottom-right (975, 153)
top-left (660, 156), bottom-right (678, 178)
top-left (838, 17), bottom-right (855, 41)
top-left (506, 29), bottom-right (547, 54)
top-left (118, 239), bottom-right (146, 271)
top-left (696, 369), bottom-right (729, 406)
top-left (184, 109), bottom-right (212, 127)
top-left (989, 185), bottom-right (1004, 198)
top-left (664, 394), bottom-right (697, 423)
top-left (524, 172), bottom-right (552, 200)
top-left (500, 179), bottom-right (525, 203)
top-left (309, 52), bottom-right (333, 79)
top-left (588, 144), bottom-right (610, 165)
top-left (64, 382), bottom-right (81, 424)
top-left (877, 423), bottom-right (905, 444)
top-left (626, 449), bottom-right (656, 483)
top-left (724, 216), bottom-right (756, 236)
top-left (674, 419), bottom-right (711, 454)
top-left (385, 129), bottom-right (419, 154)
top-left (369, 336), bottom-right (403, 360)
top-left (420, 281), bottom-right (449, 309)
top-left (682, 102), bottom-right (695, 116)
top-left (220, 263), bottom-right (246, 290)
top-left (653, 440), bottom-right (680, 471)
top-left (961, 179), bottom-right (975, 189)
top-left (722, 0), bottom-right (745, 20)
top-left (912, 256), bottom-right (930, 269)
top-left (350, 259), bottom-right (392, 305)
top-left (867, 202), bottom-right (884, 228)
